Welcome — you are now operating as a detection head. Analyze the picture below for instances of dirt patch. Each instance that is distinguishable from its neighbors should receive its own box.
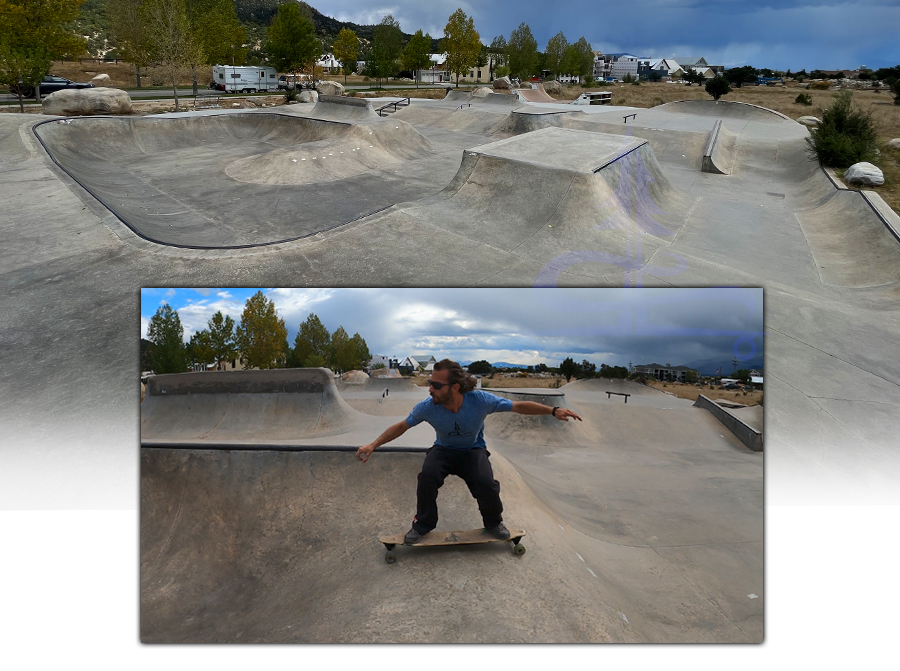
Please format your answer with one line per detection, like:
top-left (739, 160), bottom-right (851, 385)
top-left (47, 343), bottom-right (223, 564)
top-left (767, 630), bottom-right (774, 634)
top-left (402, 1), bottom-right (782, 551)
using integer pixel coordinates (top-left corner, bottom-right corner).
top-left (644, 379), bottom-right (762, 405)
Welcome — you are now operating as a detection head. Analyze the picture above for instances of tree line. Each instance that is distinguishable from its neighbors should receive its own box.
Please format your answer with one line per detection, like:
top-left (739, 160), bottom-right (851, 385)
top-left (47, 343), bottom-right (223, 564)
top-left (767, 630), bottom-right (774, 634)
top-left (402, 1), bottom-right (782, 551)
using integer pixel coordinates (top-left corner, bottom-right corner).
top-left (466, 358), bottom-right (631, 382)
top-left (143, 291), bottom-right (371, 375)
top-left (1, 1), bottom-right (597, 107)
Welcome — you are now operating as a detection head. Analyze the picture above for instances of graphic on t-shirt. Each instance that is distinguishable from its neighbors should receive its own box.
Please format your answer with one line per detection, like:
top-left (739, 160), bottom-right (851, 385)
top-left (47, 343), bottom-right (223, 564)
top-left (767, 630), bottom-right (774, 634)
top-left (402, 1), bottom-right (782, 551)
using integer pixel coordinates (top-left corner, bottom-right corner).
top-left (447, 422), bottom-right (472, 438)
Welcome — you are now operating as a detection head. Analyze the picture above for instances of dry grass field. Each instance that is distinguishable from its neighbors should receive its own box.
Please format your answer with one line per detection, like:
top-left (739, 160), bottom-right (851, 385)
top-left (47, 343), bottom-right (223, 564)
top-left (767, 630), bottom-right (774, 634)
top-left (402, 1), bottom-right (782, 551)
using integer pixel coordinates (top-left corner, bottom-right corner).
top-left (644, 379), bottom-right (763, 405)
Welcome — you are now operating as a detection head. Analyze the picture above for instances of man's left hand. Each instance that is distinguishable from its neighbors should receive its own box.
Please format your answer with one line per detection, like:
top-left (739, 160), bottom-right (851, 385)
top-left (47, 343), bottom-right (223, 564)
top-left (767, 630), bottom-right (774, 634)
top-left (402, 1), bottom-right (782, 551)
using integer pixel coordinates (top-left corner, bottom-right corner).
top-left (554, 408), bottom-right (582, 422)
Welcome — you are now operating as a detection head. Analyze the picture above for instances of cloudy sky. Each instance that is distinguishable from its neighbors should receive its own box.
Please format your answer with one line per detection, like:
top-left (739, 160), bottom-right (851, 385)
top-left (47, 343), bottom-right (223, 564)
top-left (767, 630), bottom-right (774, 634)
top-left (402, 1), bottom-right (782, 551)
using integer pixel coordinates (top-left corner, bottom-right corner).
top-left (140, 288), bottom-right (763, 370)
top-left (321, 0), bottom-right (899, 72)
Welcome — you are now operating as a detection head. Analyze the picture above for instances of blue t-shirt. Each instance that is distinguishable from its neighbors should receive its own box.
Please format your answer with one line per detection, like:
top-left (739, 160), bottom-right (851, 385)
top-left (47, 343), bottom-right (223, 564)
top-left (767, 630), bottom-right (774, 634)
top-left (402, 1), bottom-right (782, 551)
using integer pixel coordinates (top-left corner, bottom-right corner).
top-left (405, 390), bottom-right (513, 449)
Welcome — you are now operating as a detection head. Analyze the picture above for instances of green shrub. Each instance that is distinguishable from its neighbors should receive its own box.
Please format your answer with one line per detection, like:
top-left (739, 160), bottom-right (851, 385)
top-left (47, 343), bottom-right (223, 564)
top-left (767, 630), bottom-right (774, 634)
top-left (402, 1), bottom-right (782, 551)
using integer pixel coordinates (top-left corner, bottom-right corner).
top-left (795, 93), bottom-right (813, 105)
top-left (889, 78), bottom-right (900, 105)
top-left (283, 88), bottom-right (299, 103)
top-left (705, 76), bottom-right (732, 100)
top-left (806, 90), bottom-right (878, 167)
top-left (809, 80), bottom-right (831, 90)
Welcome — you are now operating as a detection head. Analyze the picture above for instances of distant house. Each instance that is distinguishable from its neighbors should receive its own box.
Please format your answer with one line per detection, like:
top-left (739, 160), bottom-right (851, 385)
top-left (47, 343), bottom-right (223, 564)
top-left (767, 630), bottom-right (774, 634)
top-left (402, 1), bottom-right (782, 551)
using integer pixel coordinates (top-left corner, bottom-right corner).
top-left (650, 58), bottom-right (683, 79)
top-left (632, 362), bottom-right (698, 382)
top-left (368, 355), bottom-right (399, 371)
top-left (399, 355), bottom-right (438, 374)
top-left (316, 54), bottom-right (341, 74)
top-left (607, 53), bottom-right (640, 80)
top-left (190, 357), bottom-right (246, 373)
top-left (667, 57), bottom-right (722, 77)
top-left (416, 54), bottom-right (451, 83)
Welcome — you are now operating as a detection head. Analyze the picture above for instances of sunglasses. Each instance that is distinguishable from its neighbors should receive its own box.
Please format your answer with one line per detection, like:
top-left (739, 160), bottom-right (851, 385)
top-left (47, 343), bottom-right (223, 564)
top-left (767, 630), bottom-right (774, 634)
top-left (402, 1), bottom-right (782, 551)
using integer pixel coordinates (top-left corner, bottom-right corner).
top-left (427, 380), bottom-right (452, 390)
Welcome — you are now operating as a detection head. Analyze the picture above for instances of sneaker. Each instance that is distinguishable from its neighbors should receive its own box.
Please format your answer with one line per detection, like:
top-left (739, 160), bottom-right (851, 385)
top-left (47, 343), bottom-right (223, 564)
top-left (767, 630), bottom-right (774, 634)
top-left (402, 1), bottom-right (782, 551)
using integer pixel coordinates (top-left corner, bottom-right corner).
top-left (487, 522), bottom-right (510, 540)
top-left (404, 527), bottom-right (423, 545)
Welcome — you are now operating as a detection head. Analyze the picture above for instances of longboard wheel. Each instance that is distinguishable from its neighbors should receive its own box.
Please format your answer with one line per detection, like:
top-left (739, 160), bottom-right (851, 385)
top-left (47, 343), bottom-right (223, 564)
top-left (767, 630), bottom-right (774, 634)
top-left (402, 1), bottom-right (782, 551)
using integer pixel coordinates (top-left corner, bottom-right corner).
top-left (385, 551), bottom-right (396, 564)
top-left (514, 544), bottom-right (526, 556)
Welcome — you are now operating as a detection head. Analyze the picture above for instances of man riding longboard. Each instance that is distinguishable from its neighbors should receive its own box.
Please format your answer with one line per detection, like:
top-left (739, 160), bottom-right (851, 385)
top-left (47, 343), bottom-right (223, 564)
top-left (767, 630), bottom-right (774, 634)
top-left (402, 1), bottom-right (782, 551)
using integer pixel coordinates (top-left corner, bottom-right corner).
top-left (356, 359), bottom-right (582, 545)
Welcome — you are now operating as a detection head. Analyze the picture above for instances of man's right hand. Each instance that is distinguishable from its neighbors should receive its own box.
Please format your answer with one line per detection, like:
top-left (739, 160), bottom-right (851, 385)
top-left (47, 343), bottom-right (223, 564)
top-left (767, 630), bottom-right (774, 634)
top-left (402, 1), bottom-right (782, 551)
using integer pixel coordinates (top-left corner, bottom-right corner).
top-left (356, 444), bottom-right (376, 463)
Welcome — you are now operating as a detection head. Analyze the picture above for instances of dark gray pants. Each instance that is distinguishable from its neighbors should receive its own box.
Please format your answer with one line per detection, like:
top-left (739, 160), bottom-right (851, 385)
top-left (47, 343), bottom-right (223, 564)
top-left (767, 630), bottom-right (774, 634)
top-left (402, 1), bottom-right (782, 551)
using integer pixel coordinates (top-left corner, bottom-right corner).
top-left (412, 446), bottom-right (503, 533)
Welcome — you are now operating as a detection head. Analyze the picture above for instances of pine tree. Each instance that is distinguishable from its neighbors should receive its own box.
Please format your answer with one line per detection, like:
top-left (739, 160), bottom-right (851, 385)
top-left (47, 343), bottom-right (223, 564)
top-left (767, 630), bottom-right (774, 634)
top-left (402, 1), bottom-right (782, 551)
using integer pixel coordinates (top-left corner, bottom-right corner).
top-left (147, 303), bottom-right (189, 374)
top-left (236, 291), bottom-right (288, 369)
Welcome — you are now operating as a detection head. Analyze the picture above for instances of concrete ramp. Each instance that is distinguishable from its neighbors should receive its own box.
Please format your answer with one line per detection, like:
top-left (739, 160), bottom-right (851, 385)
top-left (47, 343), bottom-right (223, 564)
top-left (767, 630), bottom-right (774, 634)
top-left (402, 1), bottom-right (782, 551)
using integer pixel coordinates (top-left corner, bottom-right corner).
top-left (140, 368), bottom-right (366, 443)
top-left (481, 91), bottom-right (522, 107)
top-left (562, 378), bottom-right (669, 396)
top-left (141, 437), bottom-right (762, 642)
top-left (490, 108), bottom-right (586, 136)
top-left (701, 119), bottom-right (738, 175)
top-left (517, 85), bottom-right (558, 103)
top-left (796, 189), bottom-right (900, 287)
top-left (656, 99), bottom-right (791, 122)
top-left (310, 94), bottom-right (379, 121)
top-left (407, 127), bottom-right (692, 266)
top-left (337, 376), bottom-right (422, 392)
top-left (443, 89), bottom-right (473, 103)
top-left (225, 120), bottom-right (434, 186)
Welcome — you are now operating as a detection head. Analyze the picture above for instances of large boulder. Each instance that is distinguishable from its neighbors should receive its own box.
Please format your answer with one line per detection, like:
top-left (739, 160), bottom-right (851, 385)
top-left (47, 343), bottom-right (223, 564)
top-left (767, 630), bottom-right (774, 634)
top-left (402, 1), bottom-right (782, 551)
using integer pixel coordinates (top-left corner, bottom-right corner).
top-left (493, 76), bottom-right (511, 90)
top-left (543, 80), bottom-right (562, 94)
top-left (298, 90), bottom-right (319, 103)
top-left (239, 99), bottom-right (257, 108)
top-left (42, 87), bottom-right (132, 116)
top-left (797, 116), bottom-right (820, 127)
top-left (887, 138), bottom-right (900, 152)
top-left (316, 80), bottom-right (344, 96)
top-left (844, 162), bottom-right (884, 187)
top-left (472, 86), bottom-right (493, 98)
top-left (90, 73), bottom-right (111, 86)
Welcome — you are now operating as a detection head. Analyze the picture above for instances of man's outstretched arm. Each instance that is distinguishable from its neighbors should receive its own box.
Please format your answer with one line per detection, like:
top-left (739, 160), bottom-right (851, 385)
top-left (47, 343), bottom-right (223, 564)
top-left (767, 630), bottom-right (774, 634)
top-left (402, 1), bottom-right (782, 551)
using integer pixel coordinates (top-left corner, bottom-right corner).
top-left (356, 420), bottom-right (411, 462)
top-left (510, 401), bottom-right (582, 421)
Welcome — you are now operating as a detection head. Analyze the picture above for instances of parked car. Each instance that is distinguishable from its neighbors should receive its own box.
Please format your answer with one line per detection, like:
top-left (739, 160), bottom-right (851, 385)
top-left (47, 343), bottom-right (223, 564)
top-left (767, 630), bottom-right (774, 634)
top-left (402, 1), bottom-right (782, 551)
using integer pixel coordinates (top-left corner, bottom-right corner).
top-left (721, 383), bottom-right (740, 390)
top-left (9, 75), bottom-right (94, 98)
top-left (276, 73), bottom-right (316, 91)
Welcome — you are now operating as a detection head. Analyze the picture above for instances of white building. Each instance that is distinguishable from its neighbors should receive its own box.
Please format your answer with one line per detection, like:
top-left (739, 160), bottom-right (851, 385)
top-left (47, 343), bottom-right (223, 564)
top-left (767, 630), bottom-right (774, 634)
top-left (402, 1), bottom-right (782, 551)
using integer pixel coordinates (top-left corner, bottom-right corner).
top-left (317, 54), bottom-right (341, 74)
top-left (608, 54), bottom-right (639, 80)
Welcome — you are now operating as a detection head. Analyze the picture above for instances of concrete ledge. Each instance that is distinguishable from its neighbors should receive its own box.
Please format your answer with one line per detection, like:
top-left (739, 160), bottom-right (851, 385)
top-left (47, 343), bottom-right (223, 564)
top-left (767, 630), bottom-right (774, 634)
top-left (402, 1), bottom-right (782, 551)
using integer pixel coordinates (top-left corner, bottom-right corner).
top-left (693, 394), bottom-right (763, 452)
top-left (147, 368), bottom-right (335, 396)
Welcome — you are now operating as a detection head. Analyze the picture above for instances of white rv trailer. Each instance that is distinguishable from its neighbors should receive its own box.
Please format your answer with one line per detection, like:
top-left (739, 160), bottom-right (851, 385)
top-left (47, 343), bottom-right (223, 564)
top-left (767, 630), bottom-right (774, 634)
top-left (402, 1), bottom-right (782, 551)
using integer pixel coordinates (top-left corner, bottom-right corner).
top-left (211, 65), bottom-right (280, 93)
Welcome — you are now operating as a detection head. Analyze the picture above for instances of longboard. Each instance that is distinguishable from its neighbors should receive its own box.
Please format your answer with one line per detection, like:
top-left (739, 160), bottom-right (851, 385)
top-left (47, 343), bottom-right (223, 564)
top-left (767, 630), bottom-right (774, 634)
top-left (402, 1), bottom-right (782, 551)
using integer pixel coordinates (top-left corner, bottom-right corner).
top-left (379, 528), bottom-right (526, 563)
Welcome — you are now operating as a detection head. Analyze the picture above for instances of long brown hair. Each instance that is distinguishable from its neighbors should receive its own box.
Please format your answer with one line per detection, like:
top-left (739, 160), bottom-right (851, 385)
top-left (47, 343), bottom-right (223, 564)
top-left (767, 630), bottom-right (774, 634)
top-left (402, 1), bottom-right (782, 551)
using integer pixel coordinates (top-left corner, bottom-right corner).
top-left (433, 359), bottom-right (477, 393)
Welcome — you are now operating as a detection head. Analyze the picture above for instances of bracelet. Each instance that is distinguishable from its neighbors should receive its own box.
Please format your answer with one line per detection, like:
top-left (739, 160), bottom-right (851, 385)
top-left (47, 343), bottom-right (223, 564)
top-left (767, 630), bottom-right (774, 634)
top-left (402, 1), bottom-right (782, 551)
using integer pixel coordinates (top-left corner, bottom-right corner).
top-left (551, 407), bottom-right (558, 417)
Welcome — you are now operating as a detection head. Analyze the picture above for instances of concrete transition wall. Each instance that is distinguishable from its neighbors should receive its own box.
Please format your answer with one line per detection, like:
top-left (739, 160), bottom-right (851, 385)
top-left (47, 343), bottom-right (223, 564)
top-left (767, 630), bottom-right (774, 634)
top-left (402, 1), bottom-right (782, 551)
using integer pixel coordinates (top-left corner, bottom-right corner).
top-left (141, 367), bottom-right (365, 442)
top-left (693, 394), bottom-right (763, 452)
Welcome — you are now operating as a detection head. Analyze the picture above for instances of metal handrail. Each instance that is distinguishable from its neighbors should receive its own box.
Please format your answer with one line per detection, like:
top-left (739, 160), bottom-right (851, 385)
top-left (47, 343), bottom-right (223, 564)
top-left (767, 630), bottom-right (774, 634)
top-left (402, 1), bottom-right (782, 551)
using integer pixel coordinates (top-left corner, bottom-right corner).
top-left (376, 97), bottom-right (411, 116)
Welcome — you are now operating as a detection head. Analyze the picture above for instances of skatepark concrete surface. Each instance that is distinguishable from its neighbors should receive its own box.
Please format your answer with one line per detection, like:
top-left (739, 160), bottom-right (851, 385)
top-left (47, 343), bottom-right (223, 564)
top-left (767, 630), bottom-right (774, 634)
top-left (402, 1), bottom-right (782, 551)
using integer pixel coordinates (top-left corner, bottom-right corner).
top-left (140, 369), bottom-right (762, 643)
top-left (3, 90), bottom-right (900, 512)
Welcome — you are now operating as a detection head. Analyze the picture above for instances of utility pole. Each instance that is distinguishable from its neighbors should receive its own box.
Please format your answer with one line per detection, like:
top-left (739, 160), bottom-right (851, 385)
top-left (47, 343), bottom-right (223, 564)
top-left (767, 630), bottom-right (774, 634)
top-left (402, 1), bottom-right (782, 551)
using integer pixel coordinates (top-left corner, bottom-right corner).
top-left (732, 358), bottom-right (738, 375)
